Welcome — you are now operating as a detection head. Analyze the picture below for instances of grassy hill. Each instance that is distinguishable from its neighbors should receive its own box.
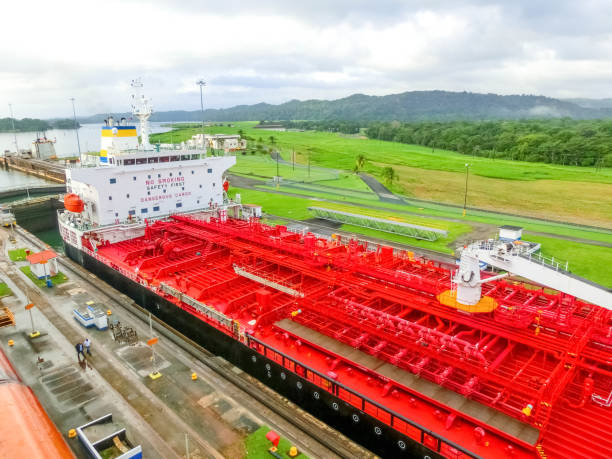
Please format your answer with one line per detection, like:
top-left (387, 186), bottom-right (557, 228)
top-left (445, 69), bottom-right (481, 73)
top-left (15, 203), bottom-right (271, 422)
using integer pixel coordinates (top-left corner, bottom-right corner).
top-left (151, 122), bottom-right (612, 228)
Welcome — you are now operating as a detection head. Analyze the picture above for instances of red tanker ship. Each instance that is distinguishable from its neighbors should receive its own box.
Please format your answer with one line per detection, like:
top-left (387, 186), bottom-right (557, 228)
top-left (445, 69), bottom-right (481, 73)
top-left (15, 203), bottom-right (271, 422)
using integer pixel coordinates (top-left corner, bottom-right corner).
top-left (65, 212), bottom-right (611, 459)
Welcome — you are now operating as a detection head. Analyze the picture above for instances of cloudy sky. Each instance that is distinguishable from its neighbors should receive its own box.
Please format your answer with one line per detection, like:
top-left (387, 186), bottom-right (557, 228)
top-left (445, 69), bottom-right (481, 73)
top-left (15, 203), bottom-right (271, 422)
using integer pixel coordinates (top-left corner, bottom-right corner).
top-left (2, 0), bottom-right (611, 118)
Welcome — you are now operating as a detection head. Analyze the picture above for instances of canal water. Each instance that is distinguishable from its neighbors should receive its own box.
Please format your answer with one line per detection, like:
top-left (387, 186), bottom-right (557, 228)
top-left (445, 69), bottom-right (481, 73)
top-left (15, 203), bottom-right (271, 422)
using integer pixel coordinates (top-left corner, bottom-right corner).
top-left (0, 168), bottom-right (53, 193)
top-left (0, 122), bottom-right (172, 157)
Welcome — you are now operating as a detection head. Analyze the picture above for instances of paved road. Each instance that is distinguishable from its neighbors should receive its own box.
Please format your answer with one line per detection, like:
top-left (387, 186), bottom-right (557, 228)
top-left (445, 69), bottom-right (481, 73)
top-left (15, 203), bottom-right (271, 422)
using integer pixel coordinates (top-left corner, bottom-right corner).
top-left (358, 172), bottom-right (405, 204)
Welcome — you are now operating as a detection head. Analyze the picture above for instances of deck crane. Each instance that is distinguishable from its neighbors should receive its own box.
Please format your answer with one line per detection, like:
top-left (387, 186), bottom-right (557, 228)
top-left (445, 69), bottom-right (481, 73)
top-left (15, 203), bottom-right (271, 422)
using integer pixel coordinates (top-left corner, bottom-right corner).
top-left (455, 240), bottom-right (612, 310)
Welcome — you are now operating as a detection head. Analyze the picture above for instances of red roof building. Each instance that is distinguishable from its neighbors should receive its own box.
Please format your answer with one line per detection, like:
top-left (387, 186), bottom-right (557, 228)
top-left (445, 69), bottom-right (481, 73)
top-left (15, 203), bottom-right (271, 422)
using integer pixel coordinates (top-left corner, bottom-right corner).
top-left (26, 250), bottom-right (58, 279)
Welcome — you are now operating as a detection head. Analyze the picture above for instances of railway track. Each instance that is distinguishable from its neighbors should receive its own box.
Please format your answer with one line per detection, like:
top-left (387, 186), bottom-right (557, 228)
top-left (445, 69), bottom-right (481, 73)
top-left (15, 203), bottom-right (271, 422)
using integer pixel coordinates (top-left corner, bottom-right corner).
top-left (14, 226), bottom-right (374, 459)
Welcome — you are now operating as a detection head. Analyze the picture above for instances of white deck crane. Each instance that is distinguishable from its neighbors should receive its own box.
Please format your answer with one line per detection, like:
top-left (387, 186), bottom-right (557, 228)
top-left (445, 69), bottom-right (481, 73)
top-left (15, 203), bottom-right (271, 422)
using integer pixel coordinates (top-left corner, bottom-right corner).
top-left (455, 240), bottom-right (612, 310)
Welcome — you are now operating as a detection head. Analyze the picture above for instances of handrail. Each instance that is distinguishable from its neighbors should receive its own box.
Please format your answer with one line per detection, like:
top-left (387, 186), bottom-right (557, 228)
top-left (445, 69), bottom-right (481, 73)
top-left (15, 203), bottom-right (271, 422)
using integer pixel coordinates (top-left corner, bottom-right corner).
top-left (246, 334), bottom-right (484, 459)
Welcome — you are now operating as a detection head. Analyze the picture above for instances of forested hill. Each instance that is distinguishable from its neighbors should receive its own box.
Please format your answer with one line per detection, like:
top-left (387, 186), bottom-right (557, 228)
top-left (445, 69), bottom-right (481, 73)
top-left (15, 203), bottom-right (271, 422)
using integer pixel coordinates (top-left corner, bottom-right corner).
top-left (0, 117), bottom-right (79, 132)
top-left (78, 90), bottom-right (612, 123)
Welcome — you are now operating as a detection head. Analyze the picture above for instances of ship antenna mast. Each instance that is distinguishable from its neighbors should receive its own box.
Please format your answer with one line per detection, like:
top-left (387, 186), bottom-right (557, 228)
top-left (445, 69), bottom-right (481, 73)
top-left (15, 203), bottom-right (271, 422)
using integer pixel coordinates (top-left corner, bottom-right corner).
top-left (130, 78), bottom-right (153, 150)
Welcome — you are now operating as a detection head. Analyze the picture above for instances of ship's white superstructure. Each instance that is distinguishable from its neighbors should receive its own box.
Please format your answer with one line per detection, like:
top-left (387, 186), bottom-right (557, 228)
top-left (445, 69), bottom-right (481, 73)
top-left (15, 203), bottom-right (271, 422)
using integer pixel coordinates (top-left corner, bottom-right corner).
top-left (66, 150), bottom-right (233, 226)
top-left (58, 83), bottom-right (236, 252)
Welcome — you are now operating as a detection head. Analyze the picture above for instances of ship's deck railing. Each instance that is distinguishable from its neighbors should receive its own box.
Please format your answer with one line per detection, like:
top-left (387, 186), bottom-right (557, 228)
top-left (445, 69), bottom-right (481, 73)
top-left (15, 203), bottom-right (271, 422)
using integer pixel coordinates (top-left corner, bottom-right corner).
top-left (467, 239), bottom-right (568, 272)
top-left (246, 334), bottom-right (485, 459)
top-left (58, 210), bottom-right (143, 232)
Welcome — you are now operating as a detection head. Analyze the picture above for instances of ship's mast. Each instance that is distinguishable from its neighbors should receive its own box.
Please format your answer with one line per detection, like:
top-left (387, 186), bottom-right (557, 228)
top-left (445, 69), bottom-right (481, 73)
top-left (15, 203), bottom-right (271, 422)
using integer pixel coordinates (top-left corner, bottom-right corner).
top-left (130, 79), bottom-right (153, 150)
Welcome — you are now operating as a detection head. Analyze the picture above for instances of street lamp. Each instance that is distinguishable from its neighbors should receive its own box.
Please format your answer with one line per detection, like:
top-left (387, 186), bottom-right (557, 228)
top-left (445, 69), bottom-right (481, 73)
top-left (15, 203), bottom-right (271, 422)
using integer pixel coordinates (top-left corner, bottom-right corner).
top-left (463, 163), bottom-right (470, 217)
top-left (196, 80), bottom-right (206, 153)
top-left (8, 103), bottom-right (19, 154)
top-left (69, 98), bottom-right (82, 161)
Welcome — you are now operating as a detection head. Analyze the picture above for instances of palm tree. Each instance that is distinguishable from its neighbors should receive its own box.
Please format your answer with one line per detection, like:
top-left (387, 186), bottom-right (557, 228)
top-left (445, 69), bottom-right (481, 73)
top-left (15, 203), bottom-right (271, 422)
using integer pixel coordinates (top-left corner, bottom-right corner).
top-left (381, 166), bottom-right (396, 185)
top-left (217, 138), bottom-right (225, 155)
top-left (355, 154), bottom-right (366, 171)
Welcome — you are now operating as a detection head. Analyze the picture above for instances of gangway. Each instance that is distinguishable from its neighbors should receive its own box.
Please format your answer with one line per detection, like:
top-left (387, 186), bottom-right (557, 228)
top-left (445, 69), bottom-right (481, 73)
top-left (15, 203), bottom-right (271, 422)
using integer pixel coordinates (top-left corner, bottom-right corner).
top-left (308, 206), bottom-right (447, 241)
top-left (455, 240), bottom-right (612, 309)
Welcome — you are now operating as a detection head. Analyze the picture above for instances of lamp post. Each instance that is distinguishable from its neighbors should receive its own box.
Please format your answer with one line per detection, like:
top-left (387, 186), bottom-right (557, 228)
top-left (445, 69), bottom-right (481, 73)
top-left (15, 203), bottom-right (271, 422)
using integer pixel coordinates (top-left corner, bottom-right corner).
top-left (196, 80), bottom-right (206, 153)
top-left (8, 104), bottom-right (19, 154)
top-left (69, 98), bottom-right (82, 161)
top-left (463, 163), bottom-right (470, 217)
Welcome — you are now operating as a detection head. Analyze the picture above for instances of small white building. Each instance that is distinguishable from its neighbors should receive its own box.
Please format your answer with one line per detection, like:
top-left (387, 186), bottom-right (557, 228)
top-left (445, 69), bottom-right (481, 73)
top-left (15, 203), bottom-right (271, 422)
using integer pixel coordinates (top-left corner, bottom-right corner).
top-left (188, 134), bottom-right (246, 152)
top-left (26, 249), bottom-right (59, 278)
top-left (499, 225), bottom-right (523, 241)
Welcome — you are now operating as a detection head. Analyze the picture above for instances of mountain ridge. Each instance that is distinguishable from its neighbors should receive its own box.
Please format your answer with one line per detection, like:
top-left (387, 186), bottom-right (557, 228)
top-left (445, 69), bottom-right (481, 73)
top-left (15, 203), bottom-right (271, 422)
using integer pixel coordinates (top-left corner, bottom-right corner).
top-left (73, 90), bottom-right (612, 123)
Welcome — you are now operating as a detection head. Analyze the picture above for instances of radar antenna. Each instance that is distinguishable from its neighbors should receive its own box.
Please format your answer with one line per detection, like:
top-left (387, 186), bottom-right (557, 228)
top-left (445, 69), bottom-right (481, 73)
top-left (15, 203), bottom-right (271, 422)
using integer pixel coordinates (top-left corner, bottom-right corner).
top-left (130, 78), bottom-right (153, 150)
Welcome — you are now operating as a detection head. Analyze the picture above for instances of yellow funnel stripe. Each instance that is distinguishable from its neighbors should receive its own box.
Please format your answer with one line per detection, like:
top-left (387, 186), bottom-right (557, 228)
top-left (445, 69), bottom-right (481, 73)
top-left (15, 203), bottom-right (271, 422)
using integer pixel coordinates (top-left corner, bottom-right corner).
top-left (101, 129), bottom-right (137, 137)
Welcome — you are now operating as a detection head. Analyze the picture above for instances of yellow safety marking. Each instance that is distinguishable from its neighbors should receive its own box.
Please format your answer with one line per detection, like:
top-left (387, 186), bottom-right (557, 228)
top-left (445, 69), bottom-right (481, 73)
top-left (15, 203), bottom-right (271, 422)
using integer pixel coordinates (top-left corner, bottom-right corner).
top-left (437, 290), bottom-right (499, 313)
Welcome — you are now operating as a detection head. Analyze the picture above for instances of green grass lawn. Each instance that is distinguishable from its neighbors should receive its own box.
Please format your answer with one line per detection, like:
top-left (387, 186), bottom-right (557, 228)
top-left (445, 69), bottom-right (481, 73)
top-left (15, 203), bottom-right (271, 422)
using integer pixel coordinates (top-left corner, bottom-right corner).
top-left (245, 426), bottom-right (308, 459)
top-left (8, 248), bottom-right (27, 261)
top-left (0, 282), bottom-right (12, 297)
top-left (524, 234), bottom-right (612, 288)
top-left (151, 122), bottom-right (612, 227)
top-left (232, 154), bottom-right (339, 182)
top-left (19, 266), bottom-right (68, 288)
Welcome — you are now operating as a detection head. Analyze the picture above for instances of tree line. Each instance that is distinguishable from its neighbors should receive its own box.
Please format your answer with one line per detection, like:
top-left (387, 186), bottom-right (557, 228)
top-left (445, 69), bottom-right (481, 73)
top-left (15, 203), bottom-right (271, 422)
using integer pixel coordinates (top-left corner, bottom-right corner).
top-left (0, 117), bottom-right (80, 132)
top-left (279, 120), bottom-right (362, 134)
top-left (365, 119), bottom-right (612, 167)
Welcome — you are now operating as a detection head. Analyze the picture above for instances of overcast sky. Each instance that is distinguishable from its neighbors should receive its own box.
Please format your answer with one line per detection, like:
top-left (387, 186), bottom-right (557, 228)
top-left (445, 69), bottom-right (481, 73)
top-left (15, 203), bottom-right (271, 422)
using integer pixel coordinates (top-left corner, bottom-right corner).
top-left (2, 0), bottom-right (611, 118)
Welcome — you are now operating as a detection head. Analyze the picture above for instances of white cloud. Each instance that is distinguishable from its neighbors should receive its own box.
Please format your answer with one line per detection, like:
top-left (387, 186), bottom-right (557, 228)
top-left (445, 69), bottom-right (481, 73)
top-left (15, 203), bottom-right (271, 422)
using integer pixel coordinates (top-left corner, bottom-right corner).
top-left (0, 0), bottom-right (611, 118)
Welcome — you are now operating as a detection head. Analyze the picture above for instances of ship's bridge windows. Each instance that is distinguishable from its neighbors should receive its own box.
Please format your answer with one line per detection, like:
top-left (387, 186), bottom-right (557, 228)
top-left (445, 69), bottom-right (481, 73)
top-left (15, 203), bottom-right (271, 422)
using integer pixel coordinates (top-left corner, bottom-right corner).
top-left (124, 159), bottom-right (135, 166)
top-left (153, 206), bottom-right (160, 211)
top-left (136, 158), bottom-right (147, 165)
top-left (128, 209), bottom-right (136, 216)
top-left (170, 155), bottom-right (180, 162)
top-left (176, 202), bottom-right (182, 208)
top-left (148, 157), bottom-right (158, 164)
top-left (191, 154), bottom-right (199, 160)
top-left (109, 178), bottom-right (116, 184)
top-left (141, 208), bottom-right (148, 214)
top-left (160, 156), bottom-right (169, 163)
top-left (181, 155), bottom-right (190, 161)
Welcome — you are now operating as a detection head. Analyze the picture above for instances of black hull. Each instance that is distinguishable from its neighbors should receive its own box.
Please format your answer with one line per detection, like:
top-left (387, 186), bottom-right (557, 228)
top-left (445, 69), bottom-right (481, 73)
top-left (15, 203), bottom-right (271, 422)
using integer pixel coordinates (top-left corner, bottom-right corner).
top-left (64, 243), bottom-right (444, 459)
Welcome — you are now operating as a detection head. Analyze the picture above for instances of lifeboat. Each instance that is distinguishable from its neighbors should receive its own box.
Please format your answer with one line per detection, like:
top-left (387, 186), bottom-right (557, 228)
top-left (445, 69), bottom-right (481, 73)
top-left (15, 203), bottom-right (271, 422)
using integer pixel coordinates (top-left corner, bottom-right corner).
top-left (0, 348), bottom-right (75, 458)
top-left (64, 193), bottom-right (84, 213)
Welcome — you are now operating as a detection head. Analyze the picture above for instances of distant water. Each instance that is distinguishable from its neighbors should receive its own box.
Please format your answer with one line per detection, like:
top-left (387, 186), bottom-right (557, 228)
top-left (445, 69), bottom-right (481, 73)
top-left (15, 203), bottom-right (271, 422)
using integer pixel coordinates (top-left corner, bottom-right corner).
top-left (0, 121), bottom-right (172, 157)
